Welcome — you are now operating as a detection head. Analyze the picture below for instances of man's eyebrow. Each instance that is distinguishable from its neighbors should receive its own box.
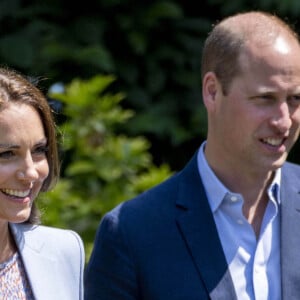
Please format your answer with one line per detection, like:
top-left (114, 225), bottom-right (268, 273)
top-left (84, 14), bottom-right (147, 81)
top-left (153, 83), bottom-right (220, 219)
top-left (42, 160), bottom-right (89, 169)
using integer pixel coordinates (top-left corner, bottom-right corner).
top-left (292, 88), bottom-right (300, 94)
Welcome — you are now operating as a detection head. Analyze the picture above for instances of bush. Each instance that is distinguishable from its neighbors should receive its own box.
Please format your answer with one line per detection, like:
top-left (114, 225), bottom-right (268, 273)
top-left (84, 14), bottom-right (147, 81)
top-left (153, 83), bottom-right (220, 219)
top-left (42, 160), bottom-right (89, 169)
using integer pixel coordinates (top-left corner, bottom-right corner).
top-left (38, 75), bottom-right (172, 260)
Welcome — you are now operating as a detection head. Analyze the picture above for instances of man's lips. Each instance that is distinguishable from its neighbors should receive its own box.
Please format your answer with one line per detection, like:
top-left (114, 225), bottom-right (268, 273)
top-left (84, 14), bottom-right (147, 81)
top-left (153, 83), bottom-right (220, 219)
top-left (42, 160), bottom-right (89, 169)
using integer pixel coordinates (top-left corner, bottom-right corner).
top-left (261, 137), bottom-right (286, 147)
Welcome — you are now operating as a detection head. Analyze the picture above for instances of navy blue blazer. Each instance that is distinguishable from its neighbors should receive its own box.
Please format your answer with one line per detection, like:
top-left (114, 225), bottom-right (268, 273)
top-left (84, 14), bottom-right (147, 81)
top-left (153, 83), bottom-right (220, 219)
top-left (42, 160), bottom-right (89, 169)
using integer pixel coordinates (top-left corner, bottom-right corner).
top-left (85, 153), bottom-right (300, 299)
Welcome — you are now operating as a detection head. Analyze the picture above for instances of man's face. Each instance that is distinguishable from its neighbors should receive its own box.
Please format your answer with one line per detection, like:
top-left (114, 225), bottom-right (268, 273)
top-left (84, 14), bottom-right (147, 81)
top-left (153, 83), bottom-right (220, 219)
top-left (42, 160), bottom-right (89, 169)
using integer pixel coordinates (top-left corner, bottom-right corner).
top-left (210, 34), bottom-right (300, 176)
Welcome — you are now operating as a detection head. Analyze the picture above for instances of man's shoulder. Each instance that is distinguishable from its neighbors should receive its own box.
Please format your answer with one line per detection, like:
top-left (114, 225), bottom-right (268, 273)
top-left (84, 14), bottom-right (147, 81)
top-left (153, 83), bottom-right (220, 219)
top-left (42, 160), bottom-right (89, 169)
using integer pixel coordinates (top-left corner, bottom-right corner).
top-left (114, 152), bottom-right (200, 213)
top-left (109, 172), bottom-right (179, 217)
top-left (101, 152), bottom-right (201, 232)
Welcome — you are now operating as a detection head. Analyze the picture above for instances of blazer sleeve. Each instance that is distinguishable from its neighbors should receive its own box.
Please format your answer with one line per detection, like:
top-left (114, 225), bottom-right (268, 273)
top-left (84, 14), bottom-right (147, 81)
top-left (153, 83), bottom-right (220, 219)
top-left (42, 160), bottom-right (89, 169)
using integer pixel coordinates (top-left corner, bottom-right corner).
top-left (85, 210), bottom-right (139, 300)
top-left (63, 229), bottom-right (85, 300)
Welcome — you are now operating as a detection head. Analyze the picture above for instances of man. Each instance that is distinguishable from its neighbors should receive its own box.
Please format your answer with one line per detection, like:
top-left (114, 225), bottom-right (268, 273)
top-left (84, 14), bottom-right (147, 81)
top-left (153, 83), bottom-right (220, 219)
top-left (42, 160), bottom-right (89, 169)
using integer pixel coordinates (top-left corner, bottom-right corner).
top-left (85, 11), bottom-right (300, 299)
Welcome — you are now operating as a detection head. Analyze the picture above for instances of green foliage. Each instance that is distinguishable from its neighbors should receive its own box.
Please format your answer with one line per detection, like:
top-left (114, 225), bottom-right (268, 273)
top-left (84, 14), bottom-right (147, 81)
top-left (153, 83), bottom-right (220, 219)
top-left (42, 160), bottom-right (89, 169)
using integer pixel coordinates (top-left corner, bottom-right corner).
top-left (2, 0), bottom-right (300, 168)
top-left (39, 75), bottom-right (173, 260)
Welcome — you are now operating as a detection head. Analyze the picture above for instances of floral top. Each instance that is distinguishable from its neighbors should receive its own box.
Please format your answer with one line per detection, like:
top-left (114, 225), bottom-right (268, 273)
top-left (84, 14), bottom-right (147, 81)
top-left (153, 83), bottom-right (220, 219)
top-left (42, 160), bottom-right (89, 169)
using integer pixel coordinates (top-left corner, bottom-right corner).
top-left (0, 252), bottom-right (34, 299)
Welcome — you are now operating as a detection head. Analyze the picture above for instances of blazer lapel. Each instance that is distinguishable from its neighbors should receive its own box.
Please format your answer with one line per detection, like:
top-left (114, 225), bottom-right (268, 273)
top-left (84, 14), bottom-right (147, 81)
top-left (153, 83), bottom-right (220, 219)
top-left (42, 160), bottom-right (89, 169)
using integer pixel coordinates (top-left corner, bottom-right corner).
top-left (175, 154), bottom-right (237, 300)
top-left (10, 223), bottom-right (64, 300)
top-left (280, 163), bottom-right (300, 299)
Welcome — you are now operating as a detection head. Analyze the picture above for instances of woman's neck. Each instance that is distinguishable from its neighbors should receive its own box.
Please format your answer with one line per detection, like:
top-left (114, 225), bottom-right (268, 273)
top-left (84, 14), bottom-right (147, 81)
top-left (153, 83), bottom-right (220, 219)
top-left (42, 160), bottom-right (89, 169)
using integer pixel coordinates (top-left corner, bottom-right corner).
top-left (0, 222), bottom-right (17, 263)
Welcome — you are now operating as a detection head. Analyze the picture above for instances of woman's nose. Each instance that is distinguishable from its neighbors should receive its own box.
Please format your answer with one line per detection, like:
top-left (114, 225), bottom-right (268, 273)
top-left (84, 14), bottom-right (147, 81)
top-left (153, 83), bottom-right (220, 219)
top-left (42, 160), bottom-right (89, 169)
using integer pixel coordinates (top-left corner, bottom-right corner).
top-left (16, 154), bottom-right (39, 182)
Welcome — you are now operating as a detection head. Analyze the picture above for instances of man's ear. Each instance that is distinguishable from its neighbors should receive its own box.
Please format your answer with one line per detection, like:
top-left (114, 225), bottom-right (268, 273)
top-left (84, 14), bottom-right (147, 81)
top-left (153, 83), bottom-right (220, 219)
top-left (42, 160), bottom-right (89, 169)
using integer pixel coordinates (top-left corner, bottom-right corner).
top-left (202, 72), bottom-right (220, 112)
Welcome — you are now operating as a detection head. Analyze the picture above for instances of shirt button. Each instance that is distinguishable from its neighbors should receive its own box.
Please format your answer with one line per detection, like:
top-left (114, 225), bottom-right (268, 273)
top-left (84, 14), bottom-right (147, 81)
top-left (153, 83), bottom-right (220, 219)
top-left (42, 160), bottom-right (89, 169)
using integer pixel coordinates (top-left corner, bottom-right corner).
top-left (231, 196), bottom-right (238, 202)
top-left (237, 219), bottom-right (243, 225)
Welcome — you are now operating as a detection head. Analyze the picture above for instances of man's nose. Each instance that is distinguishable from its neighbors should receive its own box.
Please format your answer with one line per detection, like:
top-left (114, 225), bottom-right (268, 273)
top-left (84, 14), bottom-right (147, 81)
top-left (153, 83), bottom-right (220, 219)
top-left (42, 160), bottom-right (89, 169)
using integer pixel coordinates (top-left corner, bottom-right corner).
top-left (270, 101), bottom-right (292, 133)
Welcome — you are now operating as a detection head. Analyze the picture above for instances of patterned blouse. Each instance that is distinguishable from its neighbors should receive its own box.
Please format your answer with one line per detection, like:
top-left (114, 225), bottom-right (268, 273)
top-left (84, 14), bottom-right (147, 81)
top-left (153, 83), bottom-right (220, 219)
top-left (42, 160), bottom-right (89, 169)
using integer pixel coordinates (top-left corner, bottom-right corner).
top-left (0, 252), bottom-right (34, 299)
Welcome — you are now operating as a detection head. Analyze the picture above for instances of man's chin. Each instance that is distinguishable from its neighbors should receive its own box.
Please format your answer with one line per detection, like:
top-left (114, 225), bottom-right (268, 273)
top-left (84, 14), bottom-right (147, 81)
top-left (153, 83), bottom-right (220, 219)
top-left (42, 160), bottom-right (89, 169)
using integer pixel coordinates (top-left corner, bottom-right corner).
top-left (269, 155), bottom-right (288, 170)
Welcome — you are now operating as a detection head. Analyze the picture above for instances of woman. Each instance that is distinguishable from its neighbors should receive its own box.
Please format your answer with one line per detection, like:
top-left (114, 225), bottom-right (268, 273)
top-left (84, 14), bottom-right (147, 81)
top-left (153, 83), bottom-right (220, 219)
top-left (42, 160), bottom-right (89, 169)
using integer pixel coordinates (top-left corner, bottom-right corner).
top-left (0, 67), bottom-right (84, 299)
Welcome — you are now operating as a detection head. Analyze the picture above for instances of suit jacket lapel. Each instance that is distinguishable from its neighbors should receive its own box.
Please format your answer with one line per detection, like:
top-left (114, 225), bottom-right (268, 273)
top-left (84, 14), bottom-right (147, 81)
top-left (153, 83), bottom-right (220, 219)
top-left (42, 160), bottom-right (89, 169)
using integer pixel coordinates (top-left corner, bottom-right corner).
top-left (280, 163), bottom-right (300, 299)
top-left (10, 223), bottom-right (63, 300)
top-left (175, 154), bottom-right (237, 300)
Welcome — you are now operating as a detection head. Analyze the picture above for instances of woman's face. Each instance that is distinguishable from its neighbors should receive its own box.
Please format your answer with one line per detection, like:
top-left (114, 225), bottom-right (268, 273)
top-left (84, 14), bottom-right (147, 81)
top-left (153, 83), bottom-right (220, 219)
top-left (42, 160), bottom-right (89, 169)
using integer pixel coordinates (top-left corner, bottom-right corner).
top-left (0, 103), bottom-right (49, 224)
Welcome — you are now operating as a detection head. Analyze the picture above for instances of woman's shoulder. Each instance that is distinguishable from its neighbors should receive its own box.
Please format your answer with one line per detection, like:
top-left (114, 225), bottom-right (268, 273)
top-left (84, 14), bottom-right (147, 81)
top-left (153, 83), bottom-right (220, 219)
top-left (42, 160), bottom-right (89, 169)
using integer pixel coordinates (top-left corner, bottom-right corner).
top-left (10, 223), bottom-right (84, 300)
top-left (10, 223), bottom-right (84, 256)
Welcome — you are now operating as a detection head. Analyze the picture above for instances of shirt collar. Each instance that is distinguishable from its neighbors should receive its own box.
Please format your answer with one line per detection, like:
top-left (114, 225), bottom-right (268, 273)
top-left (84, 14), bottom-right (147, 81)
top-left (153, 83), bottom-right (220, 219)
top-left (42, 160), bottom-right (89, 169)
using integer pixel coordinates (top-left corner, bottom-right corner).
top-left (197, 141), bottom-right (281, 213)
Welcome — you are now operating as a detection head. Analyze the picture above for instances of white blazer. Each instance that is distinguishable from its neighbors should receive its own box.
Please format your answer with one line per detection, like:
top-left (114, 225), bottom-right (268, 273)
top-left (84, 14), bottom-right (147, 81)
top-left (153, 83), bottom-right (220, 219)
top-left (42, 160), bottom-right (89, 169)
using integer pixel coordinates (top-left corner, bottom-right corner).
top-left (9, 223), bottom-right (84, 300)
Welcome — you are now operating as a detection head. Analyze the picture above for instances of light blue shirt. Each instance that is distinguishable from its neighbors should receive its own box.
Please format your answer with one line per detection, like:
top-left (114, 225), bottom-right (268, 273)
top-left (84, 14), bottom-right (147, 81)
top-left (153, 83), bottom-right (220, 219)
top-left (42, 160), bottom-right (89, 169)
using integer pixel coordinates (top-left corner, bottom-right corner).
top-left (197, 142), bottom-right (281, 300)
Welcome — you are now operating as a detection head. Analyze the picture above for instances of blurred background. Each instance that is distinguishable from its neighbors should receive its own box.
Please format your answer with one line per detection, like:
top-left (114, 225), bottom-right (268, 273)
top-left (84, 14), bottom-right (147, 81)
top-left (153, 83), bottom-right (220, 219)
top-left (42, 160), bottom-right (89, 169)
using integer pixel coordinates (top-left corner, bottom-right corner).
top-left (3, 0), bottom-right (300, 259)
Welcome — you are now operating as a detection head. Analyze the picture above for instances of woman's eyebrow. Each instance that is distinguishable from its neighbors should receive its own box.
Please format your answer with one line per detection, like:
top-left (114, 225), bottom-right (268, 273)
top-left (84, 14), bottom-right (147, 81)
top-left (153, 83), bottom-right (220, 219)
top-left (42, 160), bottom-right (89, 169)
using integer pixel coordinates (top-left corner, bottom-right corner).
top-left (0, 144), bottom-right (19, 149)
top-left (0, 138), bottom-right (47, 149)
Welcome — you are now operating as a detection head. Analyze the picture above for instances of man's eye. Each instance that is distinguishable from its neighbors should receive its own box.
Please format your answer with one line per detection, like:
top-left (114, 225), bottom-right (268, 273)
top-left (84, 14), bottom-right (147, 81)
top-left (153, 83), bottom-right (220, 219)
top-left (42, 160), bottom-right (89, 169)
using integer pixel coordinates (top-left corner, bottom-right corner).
top-left (288, 95), bottom-right (300, 102)
top-left (260, 95), bottom-right (274, 100)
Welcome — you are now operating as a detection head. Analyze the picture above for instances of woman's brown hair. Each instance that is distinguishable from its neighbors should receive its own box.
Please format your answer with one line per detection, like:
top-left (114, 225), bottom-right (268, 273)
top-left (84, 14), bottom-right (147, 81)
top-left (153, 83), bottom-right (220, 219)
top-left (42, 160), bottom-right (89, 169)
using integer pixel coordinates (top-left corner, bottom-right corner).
top-left (0, 67), bottom-right (59, 224)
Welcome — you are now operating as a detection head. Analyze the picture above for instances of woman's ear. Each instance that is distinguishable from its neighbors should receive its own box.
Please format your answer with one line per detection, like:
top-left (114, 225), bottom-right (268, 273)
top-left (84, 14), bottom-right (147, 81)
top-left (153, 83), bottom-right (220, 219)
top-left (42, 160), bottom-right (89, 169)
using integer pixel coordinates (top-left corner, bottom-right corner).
top-left (202, 72), bottom-right (220, 112)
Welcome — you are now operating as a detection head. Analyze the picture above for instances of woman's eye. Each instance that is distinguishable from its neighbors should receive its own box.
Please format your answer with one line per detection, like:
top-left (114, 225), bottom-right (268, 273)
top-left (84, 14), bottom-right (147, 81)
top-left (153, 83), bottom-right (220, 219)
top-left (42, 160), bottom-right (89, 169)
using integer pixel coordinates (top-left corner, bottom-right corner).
top-left (0, 151), bottom-right (14, 159)
top-left (33, 145), bottom-right (48, 155)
